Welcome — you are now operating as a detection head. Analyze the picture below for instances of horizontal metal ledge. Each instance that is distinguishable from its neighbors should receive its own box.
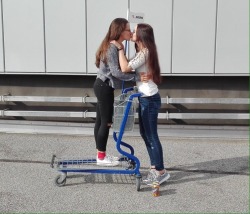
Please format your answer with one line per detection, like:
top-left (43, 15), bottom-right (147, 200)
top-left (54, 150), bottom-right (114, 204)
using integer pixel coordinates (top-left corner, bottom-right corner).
top-left (162, 97), bottom-right (250, 104)
top-left (0, 111), bottom-right (249, 120)
top-left (1, 111), bottom-right (96, 118)
top-left (1, 96), bottom-right (97, 103)
top-left (1, 96), bottom-right (249, 105)
top-left (166, 113), bottom-right (249, 120)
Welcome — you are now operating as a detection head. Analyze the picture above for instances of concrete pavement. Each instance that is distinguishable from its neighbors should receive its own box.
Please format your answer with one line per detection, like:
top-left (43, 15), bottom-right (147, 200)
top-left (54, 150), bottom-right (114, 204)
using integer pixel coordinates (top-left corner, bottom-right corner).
top-left (0, 119), bottom-right (248, 139)
top-left (0, 121), bottom-right (249, 213)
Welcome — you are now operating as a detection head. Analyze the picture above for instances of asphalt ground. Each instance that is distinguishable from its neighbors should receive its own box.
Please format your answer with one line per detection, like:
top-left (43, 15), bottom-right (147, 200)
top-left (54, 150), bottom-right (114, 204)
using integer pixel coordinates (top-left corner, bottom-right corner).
top-left (0, 121), bottom-right (249, 213)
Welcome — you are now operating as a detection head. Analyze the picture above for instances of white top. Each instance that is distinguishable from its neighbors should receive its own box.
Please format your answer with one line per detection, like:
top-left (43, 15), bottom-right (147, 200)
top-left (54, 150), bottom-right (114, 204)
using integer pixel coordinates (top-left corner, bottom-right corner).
top-left (128, 48), bottom-right (158, 96)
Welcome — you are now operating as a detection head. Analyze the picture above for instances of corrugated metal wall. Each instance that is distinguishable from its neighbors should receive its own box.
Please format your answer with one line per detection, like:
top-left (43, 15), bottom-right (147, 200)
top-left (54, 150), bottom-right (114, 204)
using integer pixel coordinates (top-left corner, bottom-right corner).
top-left (0, 0), bottom-right (248, 75)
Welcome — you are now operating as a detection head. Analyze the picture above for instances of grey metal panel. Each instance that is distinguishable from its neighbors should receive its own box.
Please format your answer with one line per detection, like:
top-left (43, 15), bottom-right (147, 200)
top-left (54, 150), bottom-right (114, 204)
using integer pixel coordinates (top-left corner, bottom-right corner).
top-left (44, 0), bottom-right (86, 74)
top-left (0, 0), bottom-right (3, 72)
top-left (86, 0), bottom-right (128, 74)
top-left (3, 0), bottom-right (45, 73)
top-left (172, 0), bottom-right (217, 74)
top-left (129, 0), bottom-right (172, 74)
top-left (215, 0), bottom-right (249, 74)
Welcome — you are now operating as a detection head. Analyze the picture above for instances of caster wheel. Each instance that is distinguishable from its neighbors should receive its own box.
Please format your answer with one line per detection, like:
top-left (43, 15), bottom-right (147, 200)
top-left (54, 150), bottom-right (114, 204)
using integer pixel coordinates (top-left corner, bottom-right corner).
top-left (54, 174), bottom-right (67, 187)
top-left (136, 177), bottom-right (141, 191)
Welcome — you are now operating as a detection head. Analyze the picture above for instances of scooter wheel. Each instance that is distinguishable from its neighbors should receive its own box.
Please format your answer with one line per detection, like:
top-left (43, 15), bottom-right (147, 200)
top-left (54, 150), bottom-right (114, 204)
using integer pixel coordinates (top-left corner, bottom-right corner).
top-left (54, 174), bottom-right (66, 187)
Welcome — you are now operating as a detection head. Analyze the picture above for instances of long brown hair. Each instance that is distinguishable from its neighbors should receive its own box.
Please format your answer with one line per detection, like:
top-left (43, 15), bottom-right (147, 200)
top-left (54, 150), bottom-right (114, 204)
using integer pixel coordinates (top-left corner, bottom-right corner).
top-left (136, 23), bottom-right (161, 84)
top-left (95, 18), bottom-right (128, 68)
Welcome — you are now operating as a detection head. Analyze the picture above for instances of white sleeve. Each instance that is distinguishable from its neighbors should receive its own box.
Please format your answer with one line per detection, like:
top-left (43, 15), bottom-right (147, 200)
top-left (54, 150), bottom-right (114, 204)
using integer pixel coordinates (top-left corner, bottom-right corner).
top-left (128, 49), bottom-right (148, 70)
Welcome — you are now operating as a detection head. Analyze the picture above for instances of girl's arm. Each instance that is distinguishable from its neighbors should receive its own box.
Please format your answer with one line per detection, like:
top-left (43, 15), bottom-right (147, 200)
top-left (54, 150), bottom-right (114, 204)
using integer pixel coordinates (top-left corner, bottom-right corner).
top-left (107, 45), bottom-right (135, 81)
top-left (110, 41), bottom-right (150, 82)
top-left (110, 41), bottom-right (133, 73)
top-left (117, 49), bottom-right (133, 72)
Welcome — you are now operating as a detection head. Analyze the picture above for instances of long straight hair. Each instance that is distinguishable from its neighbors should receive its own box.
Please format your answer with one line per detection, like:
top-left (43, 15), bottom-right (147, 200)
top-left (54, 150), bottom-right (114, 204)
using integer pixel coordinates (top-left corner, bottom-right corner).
top-left (95, 18), bottom-right (128, 68)
top-left (136, 23), bottom-right (161, 84)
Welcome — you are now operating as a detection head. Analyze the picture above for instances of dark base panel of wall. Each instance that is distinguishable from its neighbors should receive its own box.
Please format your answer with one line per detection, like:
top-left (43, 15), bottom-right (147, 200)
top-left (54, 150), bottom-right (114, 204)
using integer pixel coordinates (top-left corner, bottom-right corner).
top-left (0, 75), bottom-right (249, 125)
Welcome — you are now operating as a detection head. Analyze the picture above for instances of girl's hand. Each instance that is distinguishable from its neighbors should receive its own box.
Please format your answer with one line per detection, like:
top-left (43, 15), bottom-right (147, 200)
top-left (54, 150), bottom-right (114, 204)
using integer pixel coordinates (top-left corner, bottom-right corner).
top-left (140, 72), bottom-right (152, 83)
top-left (110, 40), bottom-right (123, 49)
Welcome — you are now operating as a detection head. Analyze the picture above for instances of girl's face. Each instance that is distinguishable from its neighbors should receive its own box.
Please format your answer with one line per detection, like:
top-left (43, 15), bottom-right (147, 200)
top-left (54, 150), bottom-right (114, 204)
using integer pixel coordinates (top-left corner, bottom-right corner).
top-left (131, 25), bottom-right (137, 42)
top-left (120, 23), bottom-right (132, 41)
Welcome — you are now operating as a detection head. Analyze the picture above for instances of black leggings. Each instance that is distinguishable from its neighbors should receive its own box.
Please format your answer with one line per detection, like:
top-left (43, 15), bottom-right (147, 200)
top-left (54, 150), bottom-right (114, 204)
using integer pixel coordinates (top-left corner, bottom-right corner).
top-left (93, 78), bottom-right (114, 151)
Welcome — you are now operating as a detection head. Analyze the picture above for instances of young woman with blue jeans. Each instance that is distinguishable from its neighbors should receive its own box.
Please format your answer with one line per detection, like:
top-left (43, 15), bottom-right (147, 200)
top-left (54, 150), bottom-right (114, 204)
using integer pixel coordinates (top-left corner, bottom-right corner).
top-left (111, 23), bottom-right (170, 185)
top-left (138, 93), bottom-right (165, 172)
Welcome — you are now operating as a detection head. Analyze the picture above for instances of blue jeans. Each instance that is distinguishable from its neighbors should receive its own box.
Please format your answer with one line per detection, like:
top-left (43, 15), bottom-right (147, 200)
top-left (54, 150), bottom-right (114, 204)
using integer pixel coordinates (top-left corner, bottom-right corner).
top-left (138, 93), bottom-right (165, 171)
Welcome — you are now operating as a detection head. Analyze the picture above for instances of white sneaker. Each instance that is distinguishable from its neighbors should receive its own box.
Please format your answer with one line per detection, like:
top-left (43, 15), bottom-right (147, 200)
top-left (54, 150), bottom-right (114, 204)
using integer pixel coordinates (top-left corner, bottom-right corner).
top-left (144, 170), bottom-right (170, 186)
top-left (96, 155), bottom-right (120, 166)
top-left (143, 169), bottom-right (156, 183)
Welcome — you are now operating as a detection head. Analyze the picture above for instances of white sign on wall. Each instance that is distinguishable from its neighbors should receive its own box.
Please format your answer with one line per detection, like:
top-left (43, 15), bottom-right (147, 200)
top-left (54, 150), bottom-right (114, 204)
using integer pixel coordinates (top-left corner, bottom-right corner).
top-left (127, 10), bottom-right (145, 23)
